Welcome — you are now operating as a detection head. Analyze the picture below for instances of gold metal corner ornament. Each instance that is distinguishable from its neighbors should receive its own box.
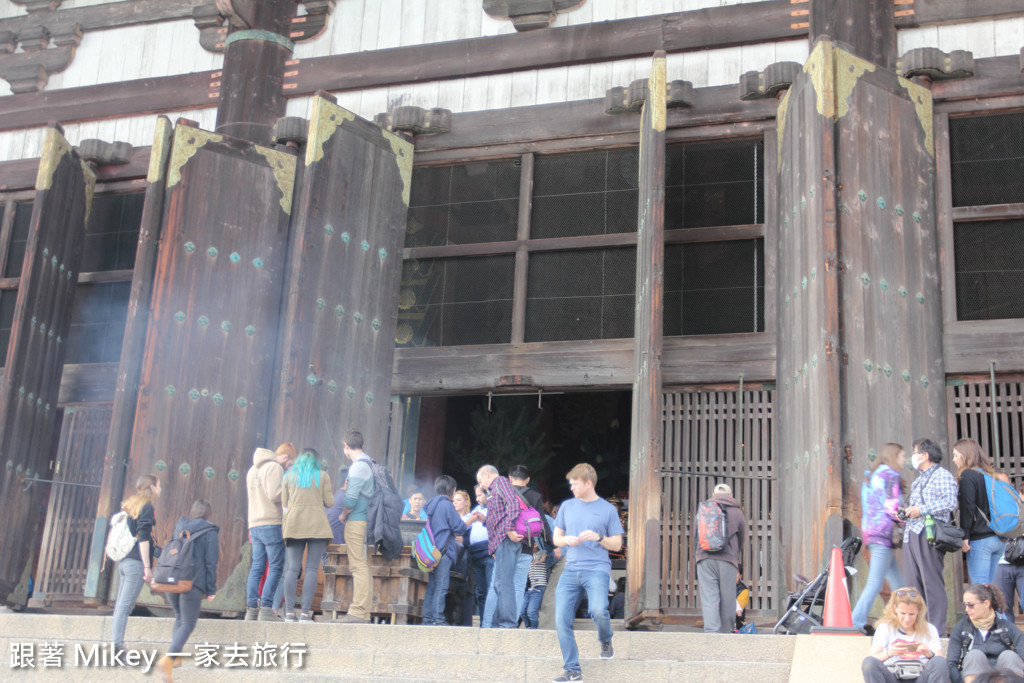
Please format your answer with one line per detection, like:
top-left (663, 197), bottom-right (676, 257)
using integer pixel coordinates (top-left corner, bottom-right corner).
top-left (898, 77), bottom-right (934, 158)
top-left (35, 127), bottom-right (73, 191)
top-left (254, 145), bottom-right (297, 215)
top-left (649, 55), bottom-right (667, 133)
top-left (306, 95), bottom-right (356, 167)
top-left (804, 41), bottom-right (834, 120)
top-left (80, 159), bottom-right (96, 224)
top-left (167, 125), bottom-right (223, 188)
top-left (776, 88), bottom-right (791, 164)
top-left (147, 117), bottom-right (173, 184)
top-left (835, 49), bottom-right (876, 120)
top-left (384, 132), bottom-right (414, 207)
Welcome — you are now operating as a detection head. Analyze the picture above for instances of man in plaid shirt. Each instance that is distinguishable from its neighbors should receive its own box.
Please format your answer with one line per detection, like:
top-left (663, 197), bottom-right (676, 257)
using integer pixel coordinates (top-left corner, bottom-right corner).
top-left (902, 437), bottom-right (958, 635)
top-left (477, 464), bottom-right (524, 628)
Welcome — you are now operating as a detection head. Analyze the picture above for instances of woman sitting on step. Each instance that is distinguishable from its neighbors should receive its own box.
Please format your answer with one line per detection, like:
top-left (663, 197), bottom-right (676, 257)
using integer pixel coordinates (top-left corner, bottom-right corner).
top-left (948, 584), bottom-right (1024, 683)
top-left (862, 586), bottom-right (949, 683)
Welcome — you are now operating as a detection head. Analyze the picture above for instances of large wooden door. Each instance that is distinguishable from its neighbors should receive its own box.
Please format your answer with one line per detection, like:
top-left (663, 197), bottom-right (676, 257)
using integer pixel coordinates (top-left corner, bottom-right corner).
top-left (126, 122), bottom-right (295, 608)
top-left (660, 387), bottom-right (777, 620)
top-left (0, 125), bottom-right (93, 606)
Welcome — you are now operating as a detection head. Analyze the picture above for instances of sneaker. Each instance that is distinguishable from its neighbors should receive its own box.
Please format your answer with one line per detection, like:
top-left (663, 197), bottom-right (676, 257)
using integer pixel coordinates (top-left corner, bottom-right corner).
top-left (258, 607), bottom-right (283, 622)
top-left (336, 613), bottom-right (369, 623)
top-left (244, 606), bottom-right (258, 621)
top-left (284, 613), bottom-right (297, 623)
top-left (298, 614), bottom-right (313, 623)
top-left (553, 673), bottom-right (582, 682)
top-left (600, 641), bottom-right (614, 659)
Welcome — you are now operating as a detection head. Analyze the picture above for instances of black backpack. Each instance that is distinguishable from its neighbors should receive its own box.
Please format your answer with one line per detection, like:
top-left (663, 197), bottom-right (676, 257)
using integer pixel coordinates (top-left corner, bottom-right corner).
top-left (150, 527), bottom-right (214, 593)
top-left (365, 459), bottom-right (404, 561)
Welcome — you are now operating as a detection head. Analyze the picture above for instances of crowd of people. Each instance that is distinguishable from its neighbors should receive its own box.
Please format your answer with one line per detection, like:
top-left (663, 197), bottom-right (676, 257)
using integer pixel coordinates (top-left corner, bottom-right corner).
top-left (104, 426), bottom-right (1024, 683)
top-left (106, 428), bottom-right (625, 682)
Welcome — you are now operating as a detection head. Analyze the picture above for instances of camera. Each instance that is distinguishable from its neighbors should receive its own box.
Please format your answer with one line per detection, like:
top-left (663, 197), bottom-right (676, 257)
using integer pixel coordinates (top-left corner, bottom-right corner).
top-left (897, 507), bottom-right (908, 521)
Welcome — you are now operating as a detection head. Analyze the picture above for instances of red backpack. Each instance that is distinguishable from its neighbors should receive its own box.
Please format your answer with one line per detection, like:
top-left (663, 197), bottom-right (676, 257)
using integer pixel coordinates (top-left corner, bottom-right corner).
top-left (696, 499), bottom-right (728, 552)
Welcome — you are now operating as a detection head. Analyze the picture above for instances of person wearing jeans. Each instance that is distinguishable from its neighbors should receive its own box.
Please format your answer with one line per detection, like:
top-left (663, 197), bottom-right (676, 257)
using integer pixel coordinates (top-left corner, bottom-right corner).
top-left (852, 443), bottom-right (907, 630)
top-left (953, 438), bottom-right (1006, 585)
top-left (551, 463), bottom-right (624, 683)
top-left (421, 475), bottom-right (469, 626)
top-left (482, 549), bottom-right (530, 627)
top-left (111, 474), bottom-right (161, 651)
top-left (476, 464), bottom-right (526, 629)
top-left (245, 446), bottom-right (289, 621)
top-left (154, 499), bottom-right (219, 682)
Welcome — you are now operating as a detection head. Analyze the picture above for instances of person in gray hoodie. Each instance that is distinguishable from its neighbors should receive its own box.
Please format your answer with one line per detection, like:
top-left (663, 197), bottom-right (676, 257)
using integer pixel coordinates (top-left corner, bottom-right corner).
top-left (245, 446), bottom-right (289, 621)
top-left (693, 482), bottom-right (747, 634)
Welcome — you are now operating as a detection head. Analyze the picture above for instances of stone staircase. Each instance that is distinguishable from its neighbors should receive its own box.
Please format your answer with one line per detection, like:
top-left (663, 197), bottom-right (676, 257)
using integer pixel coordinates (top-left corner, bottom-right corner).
top-left (0, 611), bottom-right (804, 682)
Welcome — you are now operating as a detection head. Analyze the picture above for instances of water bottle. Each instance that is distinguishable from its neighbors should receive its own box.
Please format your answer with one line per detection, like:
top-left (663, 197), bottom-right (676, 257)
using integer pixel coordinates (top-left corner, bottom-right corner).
top-left (924, 513), bottom-right (936, 542)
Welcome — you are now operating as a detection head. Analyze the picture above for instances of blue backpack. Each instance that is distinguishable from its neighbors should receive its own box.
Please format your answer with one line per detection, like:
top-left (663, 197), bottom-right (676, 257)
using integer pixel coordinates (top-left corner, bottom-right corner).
top-left (975, 468), bottom-right (1024, 538)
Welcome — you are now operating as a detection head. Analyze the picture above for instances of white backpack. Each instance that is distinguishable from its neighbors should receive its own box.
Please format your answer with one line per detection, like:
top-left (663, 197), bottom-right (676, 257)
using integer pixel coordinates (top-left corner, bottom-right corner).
top-left (105, 511), bottom-right (138, 562)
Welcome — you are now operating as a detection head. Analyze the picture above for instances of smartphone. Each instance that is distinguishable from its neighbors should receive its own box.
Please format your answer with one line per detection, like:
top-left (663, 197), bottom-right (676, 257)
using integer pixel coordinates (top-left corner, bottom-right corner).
top-left (904, 642), bottom-right (920, 652)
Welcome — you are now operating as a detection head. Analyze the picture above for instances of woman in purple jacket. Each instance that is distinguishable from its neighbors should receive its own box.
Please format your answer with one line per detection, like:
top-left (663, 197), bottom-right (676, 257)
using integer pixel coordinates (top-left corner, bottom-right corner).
top-left (853, 443), bottom-right (908, 631)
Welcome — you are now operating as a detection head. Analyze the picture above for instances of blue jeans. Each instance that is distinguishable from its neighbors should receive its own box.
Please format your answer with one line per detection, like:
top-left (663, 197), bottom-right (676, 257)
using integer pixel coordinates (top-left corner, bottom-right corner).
top-left (966, 535), bottom-right (1005, 585)
top-left (111, 557), bottom-right (144, 649)
top-left (556, 569), bottom-right (612, 676)
top-left (246, 525), bottom-right (285, 608)
top-left (522, 585), bottom-right (546, 628)
top-left (851, 543), bottom-right (904, 629)
top-left (422, 555), bottom-right (453, 625)
top-left (469, 553), bottom-right (493, 619)
top-left (168, 587), bottom-right (203, 653)
top-left (483, 544), bottom-right (530, 627)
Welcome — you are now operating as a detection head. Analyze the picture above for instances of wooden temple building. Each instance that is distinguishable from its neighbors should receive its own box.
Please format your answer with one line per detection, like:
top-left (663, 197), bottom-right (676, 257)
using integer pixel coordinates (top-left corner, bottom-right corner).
top-left (0, 0), bottom-right (1022, 628)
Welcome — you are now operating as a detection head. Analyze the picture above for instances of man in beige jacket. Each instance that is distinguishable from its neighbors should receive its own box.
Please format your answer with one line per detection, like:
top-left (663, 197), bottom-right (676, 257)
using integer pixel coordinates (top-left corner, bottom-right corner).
top-left (245, 447), bottom-right (289, 621)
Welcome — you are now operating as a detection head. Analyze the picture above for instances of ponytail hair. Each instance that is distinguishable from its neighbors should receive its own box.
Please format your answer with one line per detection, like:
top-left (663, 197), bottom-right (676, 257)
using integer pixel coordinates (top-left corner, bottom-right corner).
top-left (966, 583), bottom-right (1008, 614)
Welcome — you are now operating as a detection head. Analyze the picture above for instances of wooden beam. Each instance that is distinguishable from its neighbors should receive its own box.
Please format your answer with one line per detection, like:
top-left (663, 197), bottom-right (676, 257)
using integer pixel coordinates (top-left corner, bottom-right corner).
top-left (896, 0), bottom-right (1024, 28)
top-left (0, 2), bottom-right (799, 133)
top-left (809, 0), bottom-right (896, 70)
top-left (932, 55), bottom-right (1024, 104)
top-left (950, 203), bottom-right (1024, 222)
top-left (390, 332), bottom-right (776, 394)
top-left (944, 320), bottom-right (1024, 374)
top-left (0, 0), bottom-right (206, 36)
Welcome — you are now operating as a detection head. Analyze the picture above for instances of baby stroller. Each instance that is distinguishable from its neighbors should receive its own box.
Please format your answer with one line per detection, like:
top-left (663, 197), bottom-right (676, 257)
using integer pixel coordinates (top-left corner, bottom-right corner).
top-left (773, 536), bottom-right (862, 634)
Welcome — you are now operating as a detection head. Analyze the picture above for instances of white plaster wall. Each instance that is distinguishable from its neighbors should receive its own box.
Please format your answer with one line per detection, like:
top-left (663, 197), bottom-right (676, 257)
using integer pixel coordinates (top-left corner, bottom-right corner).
top-left (898, 17), bottom-right (1024, 58)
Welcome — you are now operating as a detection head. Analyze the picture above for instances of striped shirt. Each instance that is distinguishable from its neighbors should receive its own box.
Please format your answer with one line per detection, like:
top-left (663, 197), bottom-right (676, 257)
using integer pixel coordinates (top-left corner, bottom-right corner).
top-left (485, 475), bottom-right (520, 556)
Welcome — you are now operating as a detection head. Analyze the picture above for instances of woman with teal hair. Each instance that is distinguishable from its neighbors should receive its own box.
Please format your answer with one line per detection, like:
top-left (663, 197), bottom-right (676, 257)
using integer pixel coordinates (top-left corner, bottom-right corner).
top-left (281, 448), bottom-right (334, 621)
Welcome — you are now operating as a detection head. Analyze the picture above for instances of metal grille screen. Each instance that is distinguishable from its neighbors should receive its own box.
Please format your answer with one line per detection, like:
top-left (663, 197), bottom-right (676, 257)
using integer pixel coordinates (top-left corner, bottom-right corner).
top-left (949, 112), bottom-right (1024, 207)
top-left (954, 219), bottom-right (1024, 321)
top-left (398, 255), bottom-right (514, 347)
top-left (531, 148), bottom-right (639, 239)
top-left (525, 248), bottom-right (636, 342)
top-left (406, 160), bottom-right (521, 247)
top-left (666, 138), bottom-right (764, 229)
top-left (664, 239), bottom-right (765, 335)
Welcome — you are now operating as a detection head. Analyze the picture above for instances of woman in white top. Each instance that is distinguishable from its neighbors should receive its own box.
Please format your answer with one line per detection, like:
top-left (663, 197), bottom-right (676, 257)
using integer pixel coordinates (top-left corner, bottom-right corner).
top-left (862, 586), bottom-right (950, 682)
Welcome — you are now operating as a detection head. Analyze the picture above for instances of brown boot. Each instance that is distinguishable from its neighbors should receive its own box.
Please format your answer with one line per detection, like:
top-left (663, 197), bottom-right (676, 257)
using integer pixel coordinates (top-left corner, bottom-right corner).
top-left (155, 655), bottom-right (174, 683)
top-left (172, 656), bottom-right (182, 669)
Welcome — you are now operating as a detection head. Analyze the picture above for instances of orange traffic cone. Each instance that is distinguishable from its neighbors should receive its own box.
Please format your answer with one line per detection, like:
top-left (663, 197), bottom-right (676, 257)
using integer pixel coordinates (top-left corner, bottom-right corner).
top-left (823, 545), bottom-right (853, 627)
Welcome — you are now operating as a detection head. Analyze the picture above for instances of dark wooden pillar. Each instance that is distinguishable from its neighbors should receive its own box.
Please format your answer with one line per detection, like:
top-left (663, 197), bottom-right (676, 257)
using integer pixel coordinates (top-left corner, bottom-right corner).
top-left (776, 37), bottom-right (945, 581)
top-left (0, 125), bottom-right (93, 606)
top-left (810, 0), bottom-right (896, 70)
top-left (626, 52), bottom-right (666, 627)
top-left (214, 0), bottom-right (297, 145)
top-left (86, 116), bottom-right (173, 604)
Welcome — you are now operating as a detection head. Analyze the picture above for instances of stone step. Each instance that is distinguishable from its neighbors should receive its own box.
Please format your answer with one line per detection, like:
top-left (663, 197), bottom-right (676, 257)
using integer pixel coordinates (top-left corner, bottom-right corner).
top-left (0, 611), bottom-right (798, 681)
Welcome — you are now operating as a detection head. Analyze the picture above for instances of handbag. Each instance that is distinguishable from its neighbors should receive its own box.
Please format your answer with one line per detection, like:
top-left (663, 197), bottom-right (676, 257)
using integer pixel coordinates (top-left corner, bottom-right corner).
top-left (1004, 536), bottom-right (1024, 565)
top-left (885, 659), bottom-right (924, 680)
top-left (891, 522), bottom-right (904, 549)
top-left (929, 518), bottom-right (965, 554)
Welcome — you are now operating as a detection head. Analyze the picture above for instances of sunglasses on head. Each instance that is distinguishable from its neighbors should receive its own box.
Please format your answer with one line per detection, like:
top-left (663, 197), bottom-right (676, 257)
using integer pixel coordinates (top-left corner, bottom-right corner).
top-left (894, 588), bottom-right (919, 598)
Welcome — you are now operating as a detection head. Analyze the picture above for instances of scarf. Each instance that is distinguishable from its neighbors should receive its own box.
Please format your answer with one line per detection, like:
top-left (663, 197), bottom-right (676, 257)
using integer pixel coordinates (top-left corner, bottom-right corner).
top-left (970, 610), bottom-right (996, 633)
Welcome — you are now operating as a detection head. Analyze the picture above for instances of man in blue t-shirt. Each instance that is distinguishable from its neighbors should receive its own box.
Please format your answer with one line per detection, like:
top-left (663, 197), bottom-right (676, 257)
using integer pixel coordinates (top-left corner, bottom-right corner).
top-left (551, 463), bottom-right (624, 682)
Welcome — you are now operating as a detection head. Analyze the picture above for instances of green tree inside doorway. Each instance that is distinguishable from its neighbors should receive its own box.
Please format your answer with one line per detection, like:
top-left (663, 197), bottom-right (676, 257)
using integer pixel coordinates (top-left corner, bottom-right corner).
top-left (446, 397), bottom-right (550, 484)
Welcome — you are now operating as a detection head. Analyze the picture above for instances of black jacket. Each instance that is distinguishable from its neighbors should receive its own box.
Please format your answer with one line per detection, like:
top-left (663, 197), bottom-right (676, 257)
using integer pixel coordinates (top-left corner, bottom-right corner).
top-left (126, 502), bottom-right (156, 563)
top-left (365, 460), bottom-right (404, 561)
top-left (948, 614), bottom-right (1024, 683)
top-left (959, 469), bottom-right (995, 541)
top-left (171, 516), bottom-right (220, 596)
